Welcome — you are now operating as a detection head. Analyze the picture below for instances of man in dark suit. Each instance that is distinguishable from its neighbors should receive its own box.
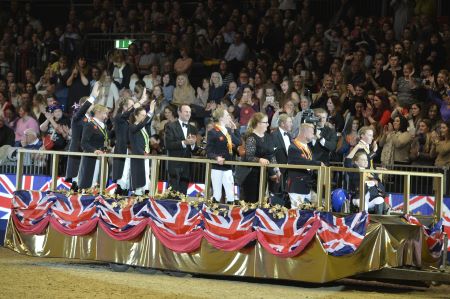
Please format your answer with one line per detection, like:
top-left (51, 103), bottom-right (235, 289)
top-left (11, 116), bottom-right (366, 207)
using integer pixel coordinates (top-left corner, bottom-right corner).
top-left (65, 85), bottom-right (99, 190)
top-left (270, 113), bottom-right (293, 193)
top-left (311, 108), bottom-right (337, 165)
top-left (287, 123), bottom-right (324, 208)
top-left (165, 104), bottom-right (198, 196)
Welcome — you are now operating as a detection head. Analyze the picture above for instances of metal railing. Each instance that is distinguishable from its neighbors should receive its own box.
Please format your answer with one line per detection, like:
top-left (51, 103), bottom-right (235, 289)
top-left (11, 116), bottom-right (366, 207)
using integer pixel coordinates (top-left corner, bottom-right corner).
top-left (327, 166), bottom-right (445, 218)
top-left (14, 148), bottom-right (445, 218)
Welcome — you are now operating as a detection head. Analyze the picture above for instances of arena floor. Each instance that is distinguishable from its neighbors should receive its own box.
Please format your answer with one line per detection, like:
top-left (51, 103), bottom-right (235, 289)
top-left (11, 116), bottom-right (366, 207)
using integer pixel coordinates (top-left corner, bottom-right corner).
top-left (0, 247), bottom-right (448, 299)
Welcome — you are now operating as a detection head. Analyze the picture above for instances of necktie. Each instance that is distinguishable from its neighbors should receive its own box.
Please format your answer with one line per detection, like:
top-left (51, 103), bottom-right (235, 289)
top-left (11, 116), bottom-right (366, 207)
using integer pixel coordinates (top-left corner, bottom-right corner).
top-left (283, 132), bottom-right (289, 137)
top-left (182, 123), bottom-right (188, 128)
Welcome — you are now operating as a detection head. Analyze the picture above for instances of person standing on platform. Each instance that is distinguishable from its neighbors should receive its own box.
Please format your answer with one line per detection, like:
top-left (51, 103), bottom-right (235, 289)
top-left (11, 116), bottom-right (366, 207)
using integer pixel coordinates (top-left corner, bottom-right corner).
top-left (112, 93), bottom-right (148, 195)
top-left (206, 107), bottom-right (241, 203)
top-left (65, 85), bottom-right (100, 191)
top-left (287, 123), bottom-right (324, 208)
top-left (129, 99), bottom-right (156, 196)
top-left (311, 108), bottom-right (337, 165)
top-left (240, 113), bottom-right (280, 203)
top-left (346, 126), bottom-right (378, 169)
top-left (165, 104), bottom-right (198, 196)
top-left (78, 104), bottom-right (110, 190)
top-left (270, 113), bottom-right (293, 193)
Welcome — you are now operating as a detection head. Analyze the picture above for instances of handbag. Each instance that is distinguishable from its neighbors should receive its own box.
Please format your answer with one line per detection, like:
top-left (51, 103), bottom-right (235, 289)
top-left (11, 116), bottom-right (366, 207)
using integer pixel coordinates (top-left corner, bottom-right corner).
top-left (234, 165), bottom-right (252, 186)
top-left (42, 135), bottom-right (54, 150)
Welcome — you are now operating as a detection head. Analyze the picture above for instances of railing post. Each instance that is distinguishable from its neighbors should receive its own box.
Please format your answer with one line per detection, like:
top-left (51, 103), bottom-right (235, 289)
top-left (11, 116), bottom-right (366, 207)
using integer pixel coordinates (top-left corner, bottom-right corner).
top-left (149, 157), bottom-right (160, 197)
top-left (317, 166), bottom-right (324, 210)
top-left (434, 175), bottom-right (443, 219)
top-left (324, 166), bottom-right (332, 211)
top-left (204, 161), bottom-right (211, 200)
top-left (403, 174), bottom-right (411, 214)
top-left (99, 155), bottom-right (108, 193)
top-left (359, 172), bottom-right (366, 212)
top-left (258, 166), bottom-right (267, 206)
top-left (50, 153), bottom-right (59, 190)
top-left (15, 150), bottom-right (24, 190)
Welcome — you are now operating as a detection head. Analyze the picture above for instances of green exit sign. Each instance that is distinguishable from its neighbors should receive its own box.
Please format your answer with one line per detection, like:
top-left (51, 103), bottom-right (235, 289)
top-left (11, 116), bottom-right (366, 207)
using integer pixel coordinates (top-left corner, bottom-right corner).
top-left (115, 39), bottom-right (134, 49)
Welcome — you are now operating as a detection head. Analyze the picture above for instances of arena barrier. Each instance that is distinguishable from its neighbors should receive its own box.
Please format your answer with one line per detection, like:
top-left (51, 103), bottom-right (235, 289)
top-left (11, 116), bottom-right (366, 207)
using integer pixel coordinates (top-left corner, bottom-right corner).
top-left (3, 148), bottom-right (450, 284)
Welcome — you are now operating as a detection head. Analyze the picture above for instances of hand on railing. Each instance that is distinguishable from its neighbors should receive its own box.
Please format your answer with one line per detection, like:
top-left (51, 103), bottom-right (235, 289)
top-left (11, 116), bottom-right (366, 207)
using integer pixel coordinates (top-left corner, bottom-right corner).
top-left (259, 158), bottom-right (270, 166)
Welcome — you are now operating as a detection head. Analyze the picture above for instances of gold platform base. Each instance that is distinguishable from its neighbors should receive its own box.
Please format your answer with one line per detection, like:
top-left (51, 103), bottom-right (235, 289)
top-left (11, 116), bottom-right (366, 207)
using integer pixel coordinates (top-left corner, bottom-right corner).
top-left (4, 215), bottom-right (440, 283)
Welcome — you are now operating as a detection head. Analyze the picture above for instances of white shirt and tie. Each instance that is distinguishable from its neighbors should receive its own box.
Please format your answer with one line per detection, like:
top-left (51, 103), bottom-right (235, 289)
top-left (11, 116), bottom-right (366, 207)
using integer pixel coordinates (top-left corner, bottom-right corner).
top-left (179, 119), bottom-right (195, 150)
top-left (279, 128), bottom-right (291, 154)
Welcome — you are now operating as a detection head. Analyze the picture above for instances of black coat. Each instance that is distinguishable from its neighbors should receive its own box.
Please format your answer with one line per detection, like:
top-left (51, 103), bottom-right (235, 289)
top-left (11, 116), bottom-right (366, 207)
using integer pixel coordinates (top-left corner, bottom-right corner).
top-left (311, 126), bottom-right (337, 164)
top-left (65, 100), bottom-right (92, 178)
top-left (78, 120), bottom-right (109, 189)
top-left (270, 129), bottom-right (292, 191)
top-left (0, 125), bottom-right (15, 147)
top-left (129, 115), bottom-right (153, 190)
top-left (112, 108), bottom-right (134, 180)
top-left (206, 126), bottom-right (241, 170)
top-left (165, 120), bottom-right (198, 179)
top-left (108, 63), bottom-right (132, 90)
top-left (287, 141), bottom-right (321, 194)
top-left (270, 129), bottom-right (291, 169)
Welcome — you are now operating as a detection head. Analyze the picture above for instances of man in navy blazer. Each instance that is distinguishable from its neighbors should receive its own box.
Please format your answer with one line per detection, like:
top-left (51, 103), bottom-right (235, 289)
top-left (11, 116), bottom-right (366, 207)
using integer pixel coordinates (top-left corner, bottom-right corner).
top-left (165, 104), bottom-right (198, 196)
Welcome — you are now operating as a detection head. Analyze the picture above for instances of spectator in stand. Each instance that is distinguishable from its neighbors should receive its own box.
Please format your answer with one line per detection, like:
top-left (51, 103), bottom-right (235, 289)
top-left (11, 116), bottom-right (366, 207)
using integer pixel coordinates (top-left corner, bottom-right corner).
top-left (326, 95), bottom-right (345, 133)
top-left (392, 62), bottom-right (421, 107)
top-left (365, 92), bottom-right (391, 128)
top-left (143, 65), bottom-right (161, 91)
top-left (218, 60), bottom-right (234, 88)
top-left (8, 82), bottom-right (21, 108)
top-left (13, 104), bottom-right (39, 146)
top-left (427, 103), bottom-right (442, 130)
top-left (380, 115), bottom-right (414, 165)
top-left (0, 91), bottom-right (11, 119)
top-left (40, 105), bottom-right (70, 151)
top-left (224, 32), bottom-right (248, 76)
top-left (430, 121), bottom-right (450, 167)
top-left (410, 119), bottom-right (436, 165)
top-left (161, 73), bottom-right (174, 102)
top-left (109, 50), bottom-right (132, 90)
top-left (31, 94), bottom-right (47, 125)
top-left (172, 74), bottom-right (195, 106)
top-left (174, 47), bottom-right (193, 75)
top-left (137, 42), bottom-right (159, 76)
top-left (209, 72), bottom-right (226, 104)
top-left (66, 56), bottom-right (90, 110)
top-left (236, 85), bottom-right (258, 134)
top-left (0, 115), bottom-right (14, 146)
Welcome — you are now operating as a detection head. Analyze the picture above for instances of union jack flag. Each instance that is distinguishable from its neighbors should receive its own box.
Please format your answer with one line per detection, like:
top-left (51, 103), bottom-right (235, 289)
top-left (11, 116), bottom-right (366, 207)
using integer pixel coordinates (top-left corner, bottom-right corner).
top-left (97, 197), bottom-right (149, 233)
top-left (13, 191), bottom-right (56, 226)
top-left (51, 193), bottom-right (98, 230)
top-left (404, 214), bottom-right (444, 258)
top-left (254, 209), bottom-right (320, 257)
top-left (148, 199), bottom-right (202, 235)
top-left (318, 212), bottom-right (369, 256)
top-left (387, 194), bottom-right (439, 216)
top-left (202, 206), bottom-right (255, 240)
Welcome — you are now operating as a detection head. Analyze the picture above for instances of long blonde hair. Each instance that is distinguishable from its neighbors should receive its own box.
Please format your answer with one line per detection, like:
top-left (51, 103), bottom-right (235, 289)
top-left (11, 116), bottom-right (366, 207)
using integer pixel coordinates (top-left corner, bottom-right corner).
top-left (173, 73), bottom-right (195, 105)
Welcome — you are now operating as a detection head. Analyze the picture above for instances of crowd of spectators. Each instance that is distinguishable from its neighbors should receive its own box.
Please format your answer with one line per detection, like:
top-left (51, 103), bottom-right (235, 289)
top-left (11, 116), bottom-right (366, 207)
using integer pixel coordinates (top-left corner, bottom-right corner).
top-left (0, 0), bottom-right (449, 172)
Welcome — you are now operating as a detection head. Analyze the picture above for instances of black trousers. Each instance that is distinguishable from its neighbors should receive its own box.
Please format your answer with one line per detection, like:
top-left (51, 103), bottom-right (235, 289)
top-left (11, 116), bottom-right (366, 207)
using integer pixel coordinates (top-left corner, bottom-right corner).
top-left (169, 174), bottom-right (189, 197)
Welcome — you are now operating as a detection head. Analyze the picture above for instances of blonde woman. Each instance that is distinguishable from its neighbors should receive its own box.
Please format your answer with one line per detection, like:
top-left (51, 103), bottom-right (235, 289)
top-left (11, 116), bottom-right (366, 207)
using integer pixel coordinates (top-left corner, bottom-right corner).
top-left (78, 104), bottom-right (110, 189)
top-left (206, 107), bottom-right (241, 203)
top-left (172, 73), bottom-right (195, 106)
top-left (92, 70), bottom-right (119, 110)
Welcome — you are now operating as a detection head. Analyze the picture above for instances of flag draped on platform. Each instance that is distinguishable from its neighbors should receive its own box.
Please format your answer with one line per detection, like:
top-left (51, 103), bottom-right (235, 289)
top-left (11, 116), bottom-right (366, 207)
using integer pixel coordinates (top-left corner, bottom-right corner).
top-left (8, 191), bottom-right (377, 258)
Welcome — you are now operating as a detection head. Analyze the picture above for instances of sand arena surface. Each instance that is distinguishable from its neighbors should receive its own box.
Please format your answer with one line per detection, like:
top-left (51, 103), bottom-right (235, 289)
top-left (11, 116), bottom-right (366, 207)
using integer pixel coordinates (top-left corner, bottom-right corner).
top-left (0, 247), bottom-right (449, 298)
